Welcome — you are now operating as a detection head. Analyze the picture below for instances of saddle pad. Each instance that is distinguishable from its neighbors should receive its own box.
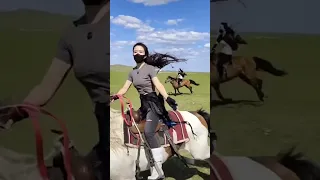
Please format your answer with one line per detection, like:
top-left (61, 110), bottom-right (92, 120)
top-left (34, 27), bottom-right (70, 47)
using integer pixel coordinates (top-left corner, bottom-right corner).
top-left (123, 111), bottom-right (189, 148)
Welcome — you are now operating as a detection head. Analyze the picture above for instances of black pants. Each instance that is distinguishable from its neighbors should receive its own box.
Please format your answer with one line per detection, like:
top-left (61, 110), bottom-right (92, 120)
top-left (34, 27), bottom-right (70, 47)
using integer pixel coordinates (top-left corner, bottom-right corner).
top-left (94, 103), bottom-right (110, 180)
top-left (217, 53), bottom-right (232, 79)
top-left (144, 108), bottom-right (161, 148)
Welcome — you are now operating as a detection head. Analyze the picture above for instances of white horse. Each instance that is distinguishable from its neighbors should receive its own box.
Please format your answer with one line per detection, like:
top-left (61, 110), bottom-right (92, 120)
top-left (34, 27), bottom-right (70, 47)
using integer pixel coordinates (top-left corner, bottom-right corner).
top-left (212, 144), bottom-right (320, 179)
top-left (110, 107), bottom-right (211, 180)
top-left (0, 135), bottom-right (67, 180)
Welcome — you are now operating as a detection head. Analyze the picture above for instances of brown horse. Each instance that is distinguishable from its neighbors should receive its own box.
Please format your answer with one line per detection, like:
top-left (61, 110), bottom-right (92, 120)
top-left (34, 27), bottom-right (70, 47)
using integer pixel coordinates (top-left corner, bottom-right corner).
top-left (211, 51), bottom-right (288, 102)
top-left (165, 76), bottom-right (199, 95)
top-left (212, 147), bottom-right (320, 180)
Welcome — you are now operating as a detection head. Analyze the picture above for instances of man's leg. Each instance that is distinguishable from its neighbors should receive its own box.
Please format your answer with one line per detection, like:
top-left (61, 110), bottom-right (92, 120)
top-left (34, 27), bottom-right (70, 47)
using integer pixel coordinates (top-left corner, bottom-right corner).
top-left (217, 54), bottom-right (225, 79)
top-left (94, 102), bottom-right (110, 180)
top-left (228, 55), bottom-right (233, 65)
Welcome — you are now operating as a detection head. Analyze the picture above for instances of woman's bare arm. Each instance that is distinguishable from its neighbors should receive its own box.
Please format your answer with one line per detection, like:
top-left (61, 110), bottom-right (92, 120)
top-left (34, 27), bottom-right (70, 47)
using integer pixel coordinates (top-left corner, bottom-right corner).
top-left (116, 80), bottom-right (132, 95)
top-left (23, 58), bottom-right (72, 106)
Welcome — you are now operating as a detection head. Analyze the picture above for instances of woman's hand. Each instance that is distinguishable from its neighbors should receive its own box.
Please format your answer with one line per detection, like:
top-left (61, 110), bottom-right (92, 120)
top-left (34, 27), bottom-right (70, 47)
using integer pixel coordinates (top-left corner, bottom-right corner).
top-left (0, 107), bottom-right (29, 130)
top-left (110, 94), bottom-right (120, 103)
top-left (166, 96), bottom-right (178, 111)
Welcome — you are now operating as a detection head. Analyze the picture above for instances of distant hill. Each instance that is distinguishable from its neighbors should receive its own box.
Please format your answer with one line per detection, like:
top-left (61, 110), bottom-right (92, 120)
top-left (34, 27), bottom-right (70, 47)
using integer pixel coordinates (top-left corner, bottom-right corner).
top-left (110, 64), bottom-right (133, 72)
top-left (110, 64), bottom-right (208, 73)
top-left (0, 9), bottom-right (76, 30)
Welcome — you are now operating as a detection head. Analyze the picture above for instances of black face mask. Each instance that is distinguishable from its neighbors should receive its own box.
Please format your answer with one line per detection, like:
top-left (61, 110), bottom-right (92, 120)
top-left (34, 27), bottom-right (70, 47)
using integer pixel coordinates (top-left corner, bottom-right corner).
top-left (82, 0), bottom-right (106, 6)
top-left (134, 54), bottom-right (145, 63)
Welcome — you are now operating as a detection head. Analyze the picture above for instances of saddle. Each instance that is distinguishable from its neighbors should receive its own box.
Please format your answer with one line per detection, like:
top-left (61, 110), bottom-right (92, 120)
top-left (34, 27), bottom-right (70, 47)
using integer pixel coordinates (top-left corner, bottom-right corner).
top-left (125, 108), bottom-right (179, 134)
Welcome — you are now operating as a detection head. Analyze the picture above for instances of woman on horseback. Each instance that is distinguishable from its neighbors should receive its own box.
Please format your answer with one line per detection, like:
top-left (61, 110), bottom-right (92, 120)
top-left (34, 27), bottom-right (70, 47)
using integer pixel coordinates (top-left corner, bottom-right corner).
top-left (112, 42), bottom-right (186, 180)
top-left (215, 22), bottom-right (238, 80)
top-left (176, 68), bottom-right (186, 86)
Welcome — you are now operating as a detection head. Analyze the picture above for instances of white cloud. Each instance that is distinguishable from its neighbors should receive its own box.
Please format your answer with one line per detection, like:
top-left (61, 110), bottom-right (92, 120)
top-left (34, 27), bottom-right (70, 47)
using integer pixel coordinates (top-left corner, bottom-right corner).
top-left (110, 14), bottom-right (210, 71)
top-left (128, 0), bottom-right (180, 6)
top-left (137, 29), bottom-right (209, 45)
top-left (111, 15), bottom-right (209, 45)
top-left (165, 18), bottom-right (184, 25)
top-left (111, 41), bottom-right (136, 49)
top-left (204, 43), bottom-right (210, 48)
top-left (111, 41), bottom-right (136, 46)
top-left (111, 15), bottom-right (154, 32)
top-left (110, 16), bottom-right (114, 20)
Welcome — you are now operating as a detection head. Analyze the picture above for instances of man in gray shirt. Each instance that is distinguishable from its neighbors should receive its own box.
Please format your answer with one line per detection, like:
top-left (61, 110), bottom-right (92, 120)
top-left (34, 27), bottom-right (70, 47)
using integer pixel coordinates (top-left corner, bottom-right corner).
top-left (0, 0), bottom-right (110, 179)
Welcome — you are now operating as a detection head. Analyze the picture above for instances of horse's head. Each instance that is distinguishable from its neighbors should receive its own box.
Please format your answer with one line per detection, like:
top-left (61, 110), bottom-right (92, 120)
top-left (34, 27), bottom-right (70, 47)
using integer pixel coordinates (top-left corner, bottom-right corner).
top-left (50, 129), bottom-right (96, 180)
top-left (235, 34), bottom-right (248, 45)
top-left (165, 76), bottom-right (174, 83)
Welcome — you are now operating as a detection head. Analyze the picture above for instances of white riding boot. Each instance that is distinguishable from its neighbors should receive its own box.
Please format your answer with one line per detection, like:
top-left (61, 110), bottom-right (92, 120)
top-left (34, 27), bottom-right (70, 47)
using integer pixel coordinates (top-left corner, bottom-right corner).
top-left (148, 147), bottom-right (165, 180)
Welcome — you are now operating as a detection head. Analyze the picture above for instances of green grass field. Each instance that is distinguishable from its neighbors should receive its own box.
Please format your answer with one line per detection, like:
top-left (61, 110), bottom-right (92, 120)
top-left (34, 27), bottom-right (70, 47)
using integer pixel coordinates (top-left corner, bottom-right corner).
top-left (0, 10), bottom-right (210, 180)
top-left (212, 34), bottom-right (320, 161)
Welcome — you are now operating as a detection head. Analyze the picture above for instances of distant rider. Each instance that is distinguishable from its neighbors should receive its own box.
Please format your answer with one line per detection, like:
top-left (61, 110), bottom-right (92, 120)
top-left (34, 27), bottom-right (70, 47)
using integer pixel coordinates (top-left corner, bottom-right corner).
top-left (215, 22), bottom-right (238, 80)
top-left (176, 68), bottom-right (186, 86)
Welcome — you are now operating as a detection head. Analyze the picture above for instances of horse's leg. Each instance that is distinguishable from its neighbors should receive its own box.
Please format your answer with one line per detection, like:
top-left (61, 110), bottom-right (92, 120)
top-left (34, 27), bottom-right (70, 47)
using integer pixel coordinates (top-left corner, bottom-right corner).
top-left (212, 83), bottom-right (232, 102)
top-left (185, 85), bottom-right (193, 94)
top-left (174, 88), bottom-right (177, 96)
top-left (239, 74), bottom-right (265, 101)
top-left (177, 87), bottom-right (182, 94)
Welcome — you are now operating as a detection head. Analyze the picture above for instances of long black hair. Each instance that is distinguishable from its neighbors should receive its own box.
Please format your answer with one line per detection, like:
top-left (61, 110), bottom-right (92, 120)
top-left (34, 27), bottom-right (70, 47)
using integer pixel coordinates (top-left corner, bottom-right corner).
top-left (133, 42), bottom-right (187, 69)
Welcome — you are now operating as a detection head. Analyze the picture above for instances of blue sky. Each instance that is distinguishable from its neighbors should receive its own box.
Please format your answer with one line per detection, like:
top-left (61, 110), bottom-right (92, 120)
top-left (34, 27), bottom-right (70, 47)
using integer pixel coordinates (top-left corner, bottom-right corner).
top-left (110, 0), bottom-right (210, 72)
top-left (211, 0), bottom-right (320, 34)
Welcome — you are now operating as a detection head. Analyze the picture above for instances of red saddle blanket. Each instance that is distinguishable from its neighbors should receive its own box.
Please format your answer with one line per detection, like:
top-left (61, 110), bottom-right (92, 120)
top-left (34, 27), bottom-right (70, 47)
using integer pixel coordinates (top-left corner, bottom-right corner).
top-left (123, 110), bottom-right (190, 148)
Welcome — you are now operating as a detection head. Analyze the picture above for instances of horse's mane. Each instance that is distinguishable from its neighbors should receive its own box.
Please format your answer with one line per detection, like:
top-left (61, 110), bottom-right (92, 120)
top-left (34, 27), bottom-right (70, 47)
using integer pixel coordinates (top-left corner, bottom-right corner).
top-left (277, 146), bottom-right (320, 180)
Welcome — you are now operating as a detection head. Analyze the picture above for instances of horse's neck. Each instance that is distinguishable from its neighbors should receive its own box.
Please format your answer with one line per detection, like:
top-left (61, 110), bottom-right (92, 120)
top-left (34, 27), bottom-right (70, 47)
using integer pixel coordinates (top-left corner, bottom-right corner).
top-left (218, 156), bottom-right (283, 180)
top-left (110, 109), bottom-right (125, 142)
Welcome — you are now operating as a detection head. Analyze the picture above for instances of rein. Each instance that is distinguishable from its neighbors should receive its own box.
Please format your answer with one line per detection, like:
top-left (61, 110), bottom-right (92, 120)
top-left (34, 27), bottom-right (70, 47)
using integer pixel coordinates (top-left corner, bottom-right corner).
top-left (116, 95), bottom-right (134, 126)
top-left (0, 104), bottom-right (72, 180)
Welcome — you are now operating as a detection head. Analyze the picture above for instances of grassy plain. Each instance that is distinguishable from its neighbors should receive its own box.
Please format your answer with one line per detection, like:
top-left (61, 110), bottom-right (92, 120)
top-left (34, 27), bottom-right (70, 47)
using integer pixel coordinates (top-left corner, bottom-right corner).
top-left (212, 33), bottom-right (320, 161)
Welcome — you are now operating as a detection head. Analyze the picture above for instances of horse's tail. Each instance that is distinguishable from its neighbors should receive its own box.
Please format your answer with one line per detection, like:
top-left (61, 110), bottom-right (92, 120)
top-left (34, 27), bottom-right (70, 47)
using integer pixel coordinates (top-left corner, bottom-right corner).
top-left (253, 56), bottom-right (288, 76)
top-left (189, 79), bottom-right (200, 86)
top-left (277, 146), bottom-right (320, 180)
